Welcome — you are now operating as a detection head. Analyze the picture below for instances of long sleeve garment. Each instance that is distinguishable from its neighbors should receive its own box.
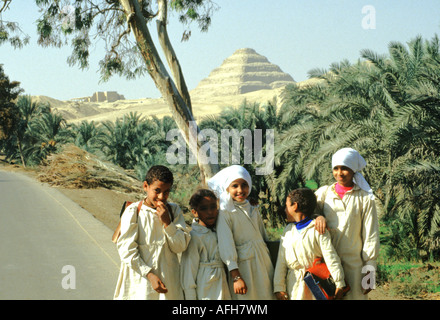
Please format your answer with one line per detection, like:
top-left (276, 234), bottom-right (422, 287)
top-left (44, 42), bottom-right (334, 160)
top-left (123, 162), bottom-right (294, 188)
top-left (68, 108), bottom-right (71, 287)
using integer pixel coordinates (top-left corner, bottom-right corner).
top-left (216, 200), bottom-right (275, 300)
top-left (273, 221), bottom-right (345, 300)
top-left (180, 220), bottom-right (231, 300)
top-left (315, 183), bottom-right (380, 300)
top-left (114, 201), bottom-right (191, 300)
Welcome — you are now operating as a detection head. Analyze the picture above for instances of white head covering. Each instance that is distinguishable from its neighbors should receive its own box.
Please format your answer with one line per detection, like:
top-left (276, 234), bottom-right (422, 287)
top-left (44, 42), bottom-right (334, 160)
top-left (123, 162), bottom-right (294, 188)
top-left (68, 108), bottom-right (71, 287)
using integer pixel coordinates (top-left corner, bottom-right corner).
top-left (332, 148), bottom-right (374, 199)
top-left (207, 165), bottom-right (252, 212)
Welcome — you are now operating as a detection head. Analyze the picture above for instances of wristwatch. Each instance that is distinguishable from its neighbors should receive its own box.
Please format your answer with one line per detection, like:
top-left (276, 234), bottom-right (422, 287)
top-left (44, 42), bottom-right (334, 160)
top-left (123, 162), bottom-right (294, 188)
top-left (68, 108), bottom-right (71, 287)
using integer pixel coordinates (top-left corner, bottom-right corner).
top-left (233, 276), bottom-right (242, 282)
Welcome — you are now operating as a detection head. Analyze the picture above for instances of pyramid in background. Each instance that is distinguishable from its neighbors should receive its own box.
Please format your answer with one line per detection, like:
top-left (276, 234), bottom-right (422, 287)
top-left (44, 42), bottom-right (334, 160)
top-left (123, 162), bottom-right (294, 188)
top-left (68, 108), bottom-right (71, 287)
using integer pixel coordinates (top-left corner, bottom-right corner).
top-left (190, 48), bottom-right (295, 97)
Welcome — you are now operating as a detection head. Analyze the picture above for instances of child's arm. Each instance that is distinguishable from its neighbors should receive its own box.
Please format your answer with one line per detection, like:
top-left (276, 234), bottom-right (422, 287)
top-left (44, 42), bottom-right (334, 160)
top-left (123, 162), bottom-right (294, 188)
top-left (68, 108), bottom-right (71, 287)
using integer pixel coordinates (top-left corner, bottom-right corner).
top-left (117, 203), bottom-right (152, 278)
top-left (216, 211), bottom-right (239, 271)
top-left (180, 234), bottom-right (200, 300)
top-left (273, 229), bottom-right (289, 299)
top-left (361, 196), bottom-right (380, 294)
top-left (313, 186), bottom-right (329, 234)
top-left (318, 230), bottom-right (346, 294)
top-left (216, 211), bottom-right (249, 295)
top-left (361, 196), bottom-right (380, 271)
top-left (253, 206), bottom-right (269, 241)
top-left (161, 203), bottom-right (191, 254)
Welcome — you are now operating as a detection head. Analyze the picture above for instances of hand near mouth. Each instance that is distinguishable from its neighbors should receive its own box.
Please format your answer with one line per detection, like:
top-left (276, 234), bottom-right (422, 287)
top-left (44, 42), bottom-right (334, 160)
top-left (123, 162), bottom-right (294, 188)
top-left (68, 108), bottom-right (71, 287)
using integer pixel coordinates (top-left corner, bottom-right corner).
top-left (156, 200), bottom-right (172, 227)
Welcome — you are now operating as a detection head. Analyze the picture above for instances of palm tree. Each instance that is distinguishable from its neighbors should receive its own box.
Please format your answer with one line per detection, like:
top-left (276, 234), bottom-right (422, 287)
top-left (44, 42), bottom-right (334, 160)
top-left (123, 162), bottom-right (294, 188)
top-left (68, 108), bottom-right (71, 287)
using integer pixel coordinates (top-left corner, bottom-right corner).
top-left (70, 120), bottom-right (105, 153)
top-left (3, 95), bottom-right (53, 166)
top-left (275, 34), bottom-right (440, 259)
top-left (26, 110), bottom-right (71, 163)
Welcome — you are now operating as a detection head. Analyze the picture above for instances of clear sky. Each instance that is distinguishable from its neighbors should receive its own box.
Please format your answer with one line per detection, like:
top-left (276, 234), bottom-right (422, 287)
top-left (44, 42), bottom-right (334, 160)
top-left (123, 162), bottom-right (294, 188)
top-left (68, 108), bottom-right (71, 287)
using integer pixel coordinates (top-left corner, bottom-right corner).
top-left (1, 1), bottom-right (440, 101)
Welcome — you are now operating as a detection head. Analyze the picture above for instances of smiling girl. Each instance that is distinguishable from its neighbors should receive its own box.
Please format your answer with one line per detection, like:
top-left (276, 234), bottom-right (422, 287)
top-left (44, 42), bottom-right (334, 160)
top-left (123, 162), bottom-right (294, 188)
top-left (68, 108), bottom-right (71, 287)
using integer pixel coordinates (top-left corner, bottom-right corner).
top-left (208, 165), bottom-right (275, 300)
top-left (314, 148), bottom-right (380, 300)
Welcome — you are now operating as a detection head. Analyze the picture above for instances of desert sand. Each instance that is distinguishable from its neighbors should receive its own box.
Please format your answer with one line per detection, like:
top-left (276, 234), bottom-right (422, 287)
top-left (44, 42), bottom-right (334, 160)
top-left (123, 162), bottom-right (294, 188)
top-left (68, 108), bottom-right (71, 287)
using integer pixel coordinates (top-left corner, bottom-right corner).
top-left (34, 87), bottom-right (286, 124)
top-left (31, 48), bottom-right (301, 124)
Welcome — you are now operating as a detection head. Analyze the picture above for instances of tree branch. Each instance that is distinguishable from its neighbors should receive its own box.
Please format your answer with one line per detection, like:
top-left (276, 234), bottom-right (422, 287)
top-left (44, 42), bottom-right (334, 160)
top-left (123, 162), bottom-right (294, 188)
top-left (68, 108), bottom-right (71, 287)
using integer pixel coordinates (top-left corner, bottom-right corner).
top-left (156, 0), bottom-right (192, 113)
top-left (118, 0), bottom-right (219, 183)
top-left (0, 0), bottom-right (12, 14)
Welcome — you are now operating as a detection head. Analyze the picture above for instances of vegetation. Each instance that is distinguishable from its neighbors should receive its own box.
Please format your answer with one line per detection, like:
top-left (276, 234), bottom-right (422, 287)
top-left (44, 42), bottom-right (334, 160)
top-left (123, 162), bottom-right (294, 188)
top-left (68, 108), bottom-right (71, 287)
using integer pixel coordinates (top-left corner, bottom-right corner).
top-left (1, 18), bottom-right (439, 300)
top-left (275, 35), bottom-right (440, 261)
top-left (1, 33), bottom-right (439, 263)
top-left (0, 64), bottom-right (21, 141)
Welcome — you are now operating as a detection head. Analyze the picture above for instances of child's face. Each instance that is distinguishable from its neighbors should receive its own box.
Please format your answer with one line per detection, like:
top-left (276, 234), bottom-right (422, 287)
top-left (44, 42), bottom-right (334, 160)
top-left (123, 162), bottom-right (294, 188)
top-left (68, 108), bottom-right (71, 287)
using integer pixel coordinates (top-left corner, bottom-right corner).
top-left (143, 180), bottom-right (172, 208)
top-left (192, 196), bottom-right (218, 228)
top-left (285, 198), bottom-right (297, 223)
top-left (332, 165), bottom-right (355, 187)
top-left (227, 179), bottom-right (249, 202)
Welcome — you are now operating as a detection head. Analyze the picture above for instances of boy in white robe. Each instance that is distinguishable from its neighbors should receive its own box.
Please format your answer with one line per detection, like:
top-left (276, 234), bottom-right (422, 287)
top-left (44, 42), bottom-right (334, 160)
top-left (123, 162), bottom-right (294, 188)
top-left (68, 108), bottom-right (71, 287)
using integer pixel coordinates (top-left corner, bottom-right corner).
top-left (208, 165), bottom-right (275, 300)
top-left (180, 189), bottom-right (231, 300)
top-left (314, 148), bottom-right (380, 300)
top-left (114, 165), bottom-right (191, 300)
top-left (274, 188), bottom-right (346, 300)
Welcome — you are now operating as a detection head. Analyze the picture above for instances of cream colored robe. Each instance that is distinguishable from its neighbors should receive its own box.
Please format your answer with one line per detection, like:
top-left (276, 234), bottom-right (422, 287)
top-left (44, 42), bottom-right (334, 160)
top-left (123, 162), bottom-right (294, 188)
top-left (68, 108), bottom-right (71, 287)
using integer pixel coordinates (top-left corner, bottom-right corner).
top-left (315, 183), bottom-right (380, 300)
top-left (180, 220), bottom-right (231, 300)
top-left (273, 221), bottom-right (345, 300)
top-left (114, 201), bottom-right (191, 300)
top-left (216, 200), bottom-right (275, 300)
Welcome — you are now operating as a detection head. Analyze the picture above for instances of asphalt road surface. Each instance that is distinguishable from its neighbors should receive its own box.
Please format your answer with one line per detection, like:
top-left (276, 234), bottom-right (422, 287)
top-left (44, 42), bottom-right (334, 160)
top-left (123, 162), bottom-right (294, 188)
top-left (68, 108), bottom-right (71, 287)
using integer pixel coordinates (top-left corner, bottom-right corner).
top-left (0, 169), bottom-right (121, 300)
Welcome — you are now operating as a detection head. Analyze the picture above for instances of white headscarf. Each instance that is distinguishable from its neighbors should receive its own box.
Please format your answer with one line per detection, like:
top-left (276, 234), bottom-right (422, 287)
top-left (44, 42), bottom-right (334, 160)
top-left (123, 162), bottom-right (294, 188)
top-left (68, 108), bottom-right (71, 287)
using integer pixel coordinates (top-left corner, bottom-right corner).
top-left (332, 148), bottom-right (375, 199)
top-left (207, 165), bottom-right (252, 212)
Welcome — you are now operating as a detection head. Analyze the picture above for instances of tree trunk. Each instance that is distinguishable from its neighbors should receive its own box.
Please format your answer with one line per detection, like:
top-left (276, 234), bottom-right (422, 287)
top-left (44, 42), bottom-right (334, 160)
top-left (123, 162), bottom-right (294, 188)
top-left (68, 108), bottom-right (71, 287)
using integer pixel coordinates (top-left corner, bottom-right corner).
top-left (156, 0), bottom-right (192, 114)
top-left (118, 0), bottom-right (219, 184)
top-left (17, 139), bottom-right (26, 168)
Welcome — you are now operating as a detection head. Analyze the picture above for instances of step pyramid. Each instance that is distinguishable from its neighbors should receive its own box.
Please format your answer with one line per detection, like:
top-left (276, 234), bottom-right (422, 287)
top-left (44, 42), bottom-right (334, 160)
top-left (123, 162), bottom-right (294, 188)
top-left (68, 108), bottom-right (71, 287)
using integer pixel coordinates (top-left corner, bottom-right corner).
top-left (190, 48), bottom-right (295, 96)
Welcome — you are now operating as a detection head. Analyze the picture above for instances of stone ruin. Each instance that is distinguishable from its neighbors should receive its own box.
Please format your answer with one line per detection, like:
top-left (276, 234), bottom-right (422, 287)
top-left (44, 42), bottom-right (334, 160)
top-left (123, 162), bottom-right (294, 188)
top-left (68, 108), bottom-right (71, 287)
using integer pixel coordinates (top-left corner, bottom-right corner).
top-left (190, 48), bottom-right (295, 97)
top-left (71, 91), bottom-right (125, 103)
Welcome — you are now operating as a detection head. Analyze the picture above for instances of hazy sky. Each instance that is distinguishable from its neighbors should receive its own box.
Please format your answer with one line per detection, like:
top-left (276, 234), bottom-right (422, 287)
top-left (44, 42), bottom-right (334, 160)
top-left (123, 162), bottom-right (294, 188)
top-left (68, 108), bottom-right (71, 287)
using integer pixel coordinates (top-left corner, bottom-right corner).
top-left (1, 1), bottom-right (439, 101)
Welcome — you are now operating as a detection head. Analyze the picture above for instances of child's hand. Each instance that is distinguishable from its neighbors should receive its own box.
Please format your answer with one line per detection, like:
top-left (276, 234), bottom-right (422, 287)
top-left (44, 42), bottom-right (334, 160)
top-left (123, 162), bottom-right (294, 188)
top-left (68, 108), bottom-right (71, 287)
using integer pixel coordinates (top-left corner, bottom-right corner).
top-left (314, 215), bottom-right (327, 234)
top-left (230, 269), bottom-right (247, 295)
top-left (233, 278), bottom-right (247, 295)
top-left (156, 201), bottom-right (172, 227)
top-left (147, 272), bottom-right (168, 294)
top-left (275, 291), bottom-right (289, 300)
top-left (334, 287), bottom-right (344, 299)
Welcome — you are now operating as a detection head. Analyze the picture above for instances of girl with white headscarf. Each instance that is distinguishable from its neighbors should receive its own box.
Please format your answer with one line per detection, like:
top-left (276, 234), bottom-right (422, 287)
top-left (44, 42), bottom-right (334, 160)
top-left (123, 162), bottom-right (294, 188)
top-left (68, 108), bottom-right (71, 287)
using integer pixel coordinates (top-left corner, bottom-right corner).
top-left (208, 165), bottom-right (275, 300)
top-left (314, 148), bottom-right (380, 300)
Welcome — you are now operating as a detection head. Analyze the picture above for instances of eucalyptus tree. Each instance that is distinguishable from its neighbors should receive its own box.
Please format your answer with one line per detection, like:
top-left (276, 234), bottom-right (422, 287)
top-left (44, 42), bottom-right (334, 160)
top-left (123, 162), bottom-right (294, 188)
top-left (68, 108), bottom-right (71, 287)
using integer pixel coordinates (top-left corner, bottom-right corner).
top-left (0, 0), bottom-right (220, 183)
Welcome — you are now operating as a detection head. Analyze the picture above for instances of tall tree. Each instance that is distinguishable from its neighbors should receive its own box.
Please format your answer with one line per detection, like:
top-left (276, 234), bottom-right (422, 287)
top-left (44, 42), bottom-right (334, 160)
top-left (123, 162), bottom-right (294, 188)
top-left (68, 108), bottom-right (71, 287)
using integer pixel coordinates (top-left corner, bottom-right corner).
top-left (1, 0), bottom-right (220, 183)
top-left (0, 64), bottom-right (22, 141)
top-left (275, 34), bottom-right (440, 259)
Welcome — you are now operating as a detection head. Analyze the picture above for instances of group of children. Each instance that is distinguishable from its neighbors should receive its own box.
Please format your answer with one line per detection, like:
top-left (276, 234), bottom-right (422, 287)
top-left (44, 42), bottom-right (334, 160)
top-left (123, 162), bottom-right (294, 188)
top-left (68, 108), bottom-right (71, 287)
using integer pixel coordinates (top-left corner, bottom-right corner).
top-left (113, 148), bottom-right (380, 300)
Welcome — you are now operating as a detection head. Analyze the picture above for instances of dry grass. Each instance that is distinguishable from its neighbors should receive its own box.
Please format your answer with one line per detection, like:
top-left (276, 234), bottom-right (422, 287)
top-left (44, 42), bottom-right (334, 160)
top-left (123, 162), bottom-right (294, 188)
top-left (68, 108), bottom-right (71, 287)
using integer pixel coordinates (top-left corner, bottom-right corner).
top-left (37, 144), bottom-right (140, 193)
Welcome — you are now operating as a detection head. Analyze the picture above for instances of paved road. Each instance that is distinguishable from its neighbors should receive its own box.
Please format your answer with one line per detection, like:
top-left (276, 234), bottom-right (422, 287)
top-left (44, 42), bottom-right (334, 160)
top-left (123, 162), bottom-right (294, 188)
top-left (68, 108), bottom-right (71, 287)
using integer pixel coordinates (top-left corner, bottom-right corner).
top-left (0, 169), bottom-right (121, 299)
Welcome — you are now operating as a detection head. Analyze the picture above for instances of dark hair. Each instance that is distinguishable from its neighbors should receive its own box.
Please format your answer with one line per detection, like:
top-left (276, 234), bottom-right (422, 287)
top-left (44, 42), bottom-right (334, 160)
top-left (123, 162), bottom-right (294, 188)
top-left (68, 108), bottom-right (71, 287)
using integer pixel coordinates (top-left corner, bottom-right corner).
top-left (189, 189), bottom-right (217, 209)
top-left (287, 188), bottom-right (317, 217)
top-left (144, 165), bottom-right (174, 185)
